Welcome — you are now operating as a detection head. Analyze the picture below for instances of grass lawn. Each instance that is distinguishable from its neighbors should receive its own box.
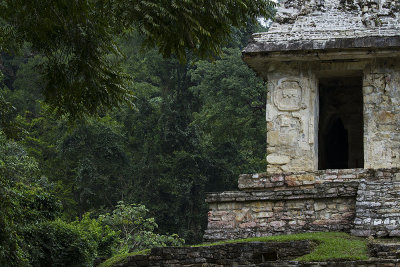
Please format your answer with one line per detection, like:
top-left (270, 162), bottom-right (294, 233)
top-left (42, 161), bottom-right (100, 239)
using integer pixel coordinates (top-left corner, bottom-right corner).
top-left (99, 232), bottom-right (368, 267)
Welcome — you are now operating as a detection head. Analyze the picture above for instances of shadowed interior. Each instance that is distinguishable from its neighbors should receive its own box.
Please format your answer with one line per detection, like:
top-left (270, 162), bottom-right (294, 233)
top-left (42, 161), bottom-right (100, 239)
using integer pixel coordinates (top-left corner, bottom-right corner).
top-left (318, 77), bottom-right (364, 170)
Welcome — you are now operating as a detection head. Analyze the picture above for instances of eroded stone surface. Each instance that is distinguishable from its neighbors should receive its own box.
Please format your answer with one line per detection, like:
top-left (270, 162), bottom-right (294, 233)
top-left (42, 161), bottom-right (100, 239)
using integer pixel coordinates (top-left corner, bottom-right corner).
top-left (242, 0), bottom-right (400, 173)
top-left (262, 58), bottom-right (400, 173)
top-left (352, 169), bottom-right (400, 237)
top-left (108, 241), bottom-right (314, 266)
top-left (202, 0), bottom-right (400, 250)
top-left (363, 63), bottom-right (400, 169)
top-left (206, 169), bottom-right (400, 242)
top-left (238, 169), bottom-right (366, 191)
top-left (243, 0), bottom-right (400, 54)
top-left (205, 178), bottom-right (358, 241)
top-left (369, 242), bottom-right (400, 259)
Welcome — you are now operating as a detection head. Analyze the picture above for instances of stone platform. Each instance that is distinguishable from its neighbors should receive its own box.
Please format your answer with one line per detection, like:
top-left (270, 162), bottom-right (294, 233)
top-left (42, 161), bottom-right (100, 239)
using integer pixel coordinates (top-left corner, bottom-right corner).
top-left (204, 168), bottom-right (400, 242)
top-left (99, 240), bottom-right (400, 266)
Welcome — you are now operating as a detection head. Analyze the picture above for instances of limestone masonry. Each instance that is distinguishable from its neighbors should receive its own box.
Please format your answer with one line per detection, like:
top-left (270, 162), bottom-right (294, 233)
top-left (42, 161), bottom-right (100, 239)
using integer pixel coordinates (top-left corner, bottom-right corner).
top-left (205, 0), bottom-right (400, 241)
top-left (103, 242), bottom-right (400, 266)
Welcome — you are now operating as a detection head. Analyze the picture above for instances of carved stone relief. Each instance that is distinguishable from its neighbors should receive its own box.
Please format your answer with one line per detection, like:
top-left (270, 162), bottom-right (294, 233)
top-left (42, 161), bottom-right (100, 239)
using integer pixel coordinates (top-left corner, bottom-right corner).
top-left (273, 78), bottom-right (304, 111)
top-left (273, 114), bottom-right (302, 144)
top-left (275, 114), bottom-right (301, 132)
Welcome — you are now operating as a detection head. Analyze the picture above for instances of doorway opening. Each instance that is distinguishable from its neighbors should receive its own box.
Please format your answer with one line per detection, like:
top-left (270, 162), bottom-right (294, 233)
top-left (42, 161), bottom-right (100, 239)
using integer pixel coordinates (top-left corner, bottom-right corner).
top-left (318, 77), bottom-right (364, 170)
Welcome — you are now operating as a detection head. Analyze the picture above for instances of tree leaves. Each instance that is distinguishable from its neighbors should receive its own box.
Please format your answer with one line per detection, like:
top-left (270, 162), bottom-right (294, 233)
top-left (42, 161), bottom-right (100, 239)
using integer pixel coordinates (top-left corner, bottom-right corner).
top-left (126, 0), bottom-right (276, 61)
top-left (0, 0), bottom-right (275, 118)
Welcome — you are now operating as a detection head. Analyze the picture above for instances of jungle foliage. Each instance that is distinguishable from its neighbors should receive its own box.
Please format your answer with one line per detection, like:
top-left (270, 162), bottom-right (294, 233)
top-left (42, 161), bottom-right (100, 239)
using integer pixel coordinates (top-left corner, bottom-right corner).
top-left (0, 2), bottom-right (274, 265)
top-left (0, 0), bottom-right (275, 118)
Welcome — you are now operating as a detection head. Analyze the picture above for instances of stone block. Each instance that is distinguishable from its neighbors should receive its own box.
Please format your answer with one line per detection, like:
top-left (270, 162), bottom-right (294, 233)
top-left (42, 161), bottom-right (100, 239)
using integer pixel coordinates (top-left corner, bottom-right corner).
top-left (267, 154), bottom-right (291, 165)
top-left (327, 188), bottom-right (338, 194)
top-left (270, 220), bottom-right (286, 228)
top-left (256, 212), bottom-right (274, 218)
top-left (389, 230), bottom-right (400, 236)
top-left (239, 222), bottom-right (257, 228)
top-left (338, 204), bottom-right (350, 212)
top-left (270, 175), bottom-right (285, 182)
top-left (314, 202), bottom-right (326, 211)
top-left (351, 229), bottom-right (372, 236)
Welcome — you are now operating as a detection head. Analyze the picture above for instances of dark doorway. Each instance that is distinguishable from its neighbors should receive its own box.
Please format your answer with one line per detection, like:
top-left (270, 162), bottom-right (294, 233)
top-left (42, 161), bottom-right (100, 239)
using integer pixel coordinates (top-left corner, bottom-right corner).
top-left (325, 117), bottom-right (349, 169)
top-left (318, 77), bottom-right (364, 170)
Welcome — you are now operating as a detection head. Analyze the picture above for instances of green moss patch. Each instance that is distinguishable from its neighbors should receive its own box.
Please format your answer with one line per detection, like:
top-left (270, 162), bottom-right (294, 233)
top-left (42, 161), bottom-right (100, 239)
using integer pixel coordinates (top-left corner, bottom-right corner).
top-left (100, 232), bottom-right (369, 266)
top-left (98, 249), bottom-right (150, 267)
top-left (198, 232), bottom-right (368, 261)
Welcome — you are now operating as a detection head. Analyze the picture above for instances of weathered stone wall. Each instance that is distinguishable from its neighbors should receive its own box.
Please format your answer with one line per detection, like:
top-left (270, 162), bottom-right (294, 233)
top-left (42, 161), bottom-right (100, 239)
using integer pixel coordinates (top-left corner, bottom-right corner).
top-left (238, 168), bottom-right (366, 190)
top-left (241, 0), bottom-right (400, 174)
top-left (369, 242), bottom-right (400, 259)
top-left (103, 241), bottom-right (400, 267)
top-left (204, 180), bottom-right (358, 241)
top-left (252, 57), bottom-right (400, 173)
top-left (363, 60), bottom-right (400, 169)
top-left (352, 169), bottom-right (400, 237)
top-left (109, 241), bottom-right (314, 267)
top-left (102, 242), bottom-right (400, 267)
top-left (211, 0), bottom-right (400, 255)
top-left (257, 259), bottom-right (400, 267)
top-left (205, 169), bottom-right (400, 241)
top-left (265, 63), bottom-right (318, 173)
top-left (244, 0), bottom-right (400, 53)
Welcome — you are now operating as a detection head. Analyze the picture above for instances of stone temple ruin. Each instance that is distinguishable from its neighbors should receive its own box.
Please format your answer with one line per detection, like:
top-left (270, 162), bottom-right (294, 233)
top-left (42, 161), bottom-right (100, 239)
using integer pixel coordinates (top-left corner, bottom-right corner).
top-left (204, 0), bottom-right (400, 241)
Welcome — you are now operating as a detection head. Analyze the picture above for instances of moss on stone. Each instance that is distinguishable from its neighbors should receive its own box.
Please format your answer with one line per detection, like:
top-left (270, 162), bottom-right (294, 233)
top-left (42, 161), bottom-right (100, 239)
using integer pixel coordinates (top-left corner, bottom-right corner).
top-left (100, 232), bottom-right (368, 266)
top-left (196, 232), bottom-right (369, 261)
top-left (98, 249), bottom-right (150, 267)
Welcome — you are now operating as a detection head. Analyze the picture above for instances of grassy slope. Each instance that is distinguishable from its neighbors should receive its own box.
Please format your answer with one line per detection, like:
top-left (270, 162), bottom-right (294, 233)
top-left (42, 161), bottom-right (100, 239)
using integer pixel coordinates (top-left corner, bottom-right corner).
top-left (198, 232), bottom-right (368, 261)
top-left (99, 250), bottom-right (151, 267)
top-left (100, 232), bottom-right (368, 267)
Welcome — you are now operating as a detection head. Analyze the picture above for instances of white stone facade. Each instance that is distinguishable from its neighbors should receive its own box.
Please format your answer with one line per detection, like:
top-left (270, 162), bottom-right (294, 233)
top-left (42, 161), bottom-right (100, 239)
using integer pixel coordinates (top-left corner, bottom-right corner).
top-left (265, 63), bottom-right (318, 172)
top-left (203, 0), bottom-right (400, 243)
top-left (243, 0), bottom-right (400, 173)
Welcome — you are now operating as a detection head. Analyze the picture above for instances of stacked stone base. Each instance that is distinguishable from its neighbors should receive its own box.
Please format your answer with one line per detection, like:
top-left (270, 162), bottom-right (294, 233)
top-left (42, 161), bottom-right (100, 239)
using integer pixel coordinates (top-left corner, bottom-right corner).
top-left (204, 182), bottom-right (357, 241)
top-left (100, 243), bottom-right (400, 267)
top-left (109, 241), bottom-right (314, 267)
top-left (369, 242), bottom-right (400, 259)
top-left (253, 259), bottom-right (400, 267)
top-left (352, 169), bottom-right (400, 237)
top-left (205, 168), bottom-right (400, 241)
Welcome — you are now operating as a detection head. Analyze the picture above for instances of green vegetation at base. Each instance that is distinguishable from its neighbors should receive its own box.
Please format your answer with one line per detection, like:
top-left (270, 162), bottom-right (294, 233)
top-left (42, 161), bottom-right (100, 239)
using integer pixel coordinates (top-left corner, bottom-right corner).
top-left (0, 133), bottom-right (182, 266)
top-left (199, 232), bottom-right (369, 262)
top-left (99, 250), bottom-right (150, 267)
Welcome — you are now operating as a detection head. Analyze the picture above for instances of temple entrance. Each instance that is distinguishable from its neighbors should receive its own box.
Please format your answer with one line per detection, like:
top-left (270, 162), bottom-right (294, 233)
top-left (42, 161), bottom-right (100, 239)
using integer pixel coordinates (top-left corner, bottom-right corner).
top-left (318, 77), bottom-right (364, 170)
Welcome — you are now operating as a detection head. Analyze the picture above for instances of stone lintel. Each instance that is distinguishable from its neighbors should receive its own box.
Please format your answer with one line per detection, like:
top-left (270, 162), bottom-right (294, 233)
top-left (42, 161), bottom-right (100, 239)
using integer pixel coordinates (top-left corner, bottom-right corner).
top-left (242, 47), bottom-right (400, 67)
top-left (244, 36), bottom-right (400, 54)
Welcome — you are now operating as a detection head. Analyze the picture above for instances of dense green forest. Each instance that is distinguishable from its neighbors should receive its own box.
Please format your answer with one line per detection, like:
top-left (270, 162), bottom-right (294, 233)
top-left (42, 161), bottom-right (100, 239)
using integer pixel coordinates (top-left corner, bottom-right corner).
top-left (0, 1), bottom-right (274, 266)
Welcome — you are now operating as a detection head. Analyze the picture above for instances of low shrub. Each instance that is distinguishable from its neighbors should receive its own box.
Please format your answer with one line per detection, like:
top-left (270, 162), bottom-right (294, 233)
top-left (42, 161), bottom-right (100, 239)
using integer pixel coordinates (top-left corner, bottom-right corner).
top-left (23, 219), bottom-right (96, 267)
top-left (73, 213), bottom-right (120, 258)
top-left (100, 201), bottom-right (185, 253)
